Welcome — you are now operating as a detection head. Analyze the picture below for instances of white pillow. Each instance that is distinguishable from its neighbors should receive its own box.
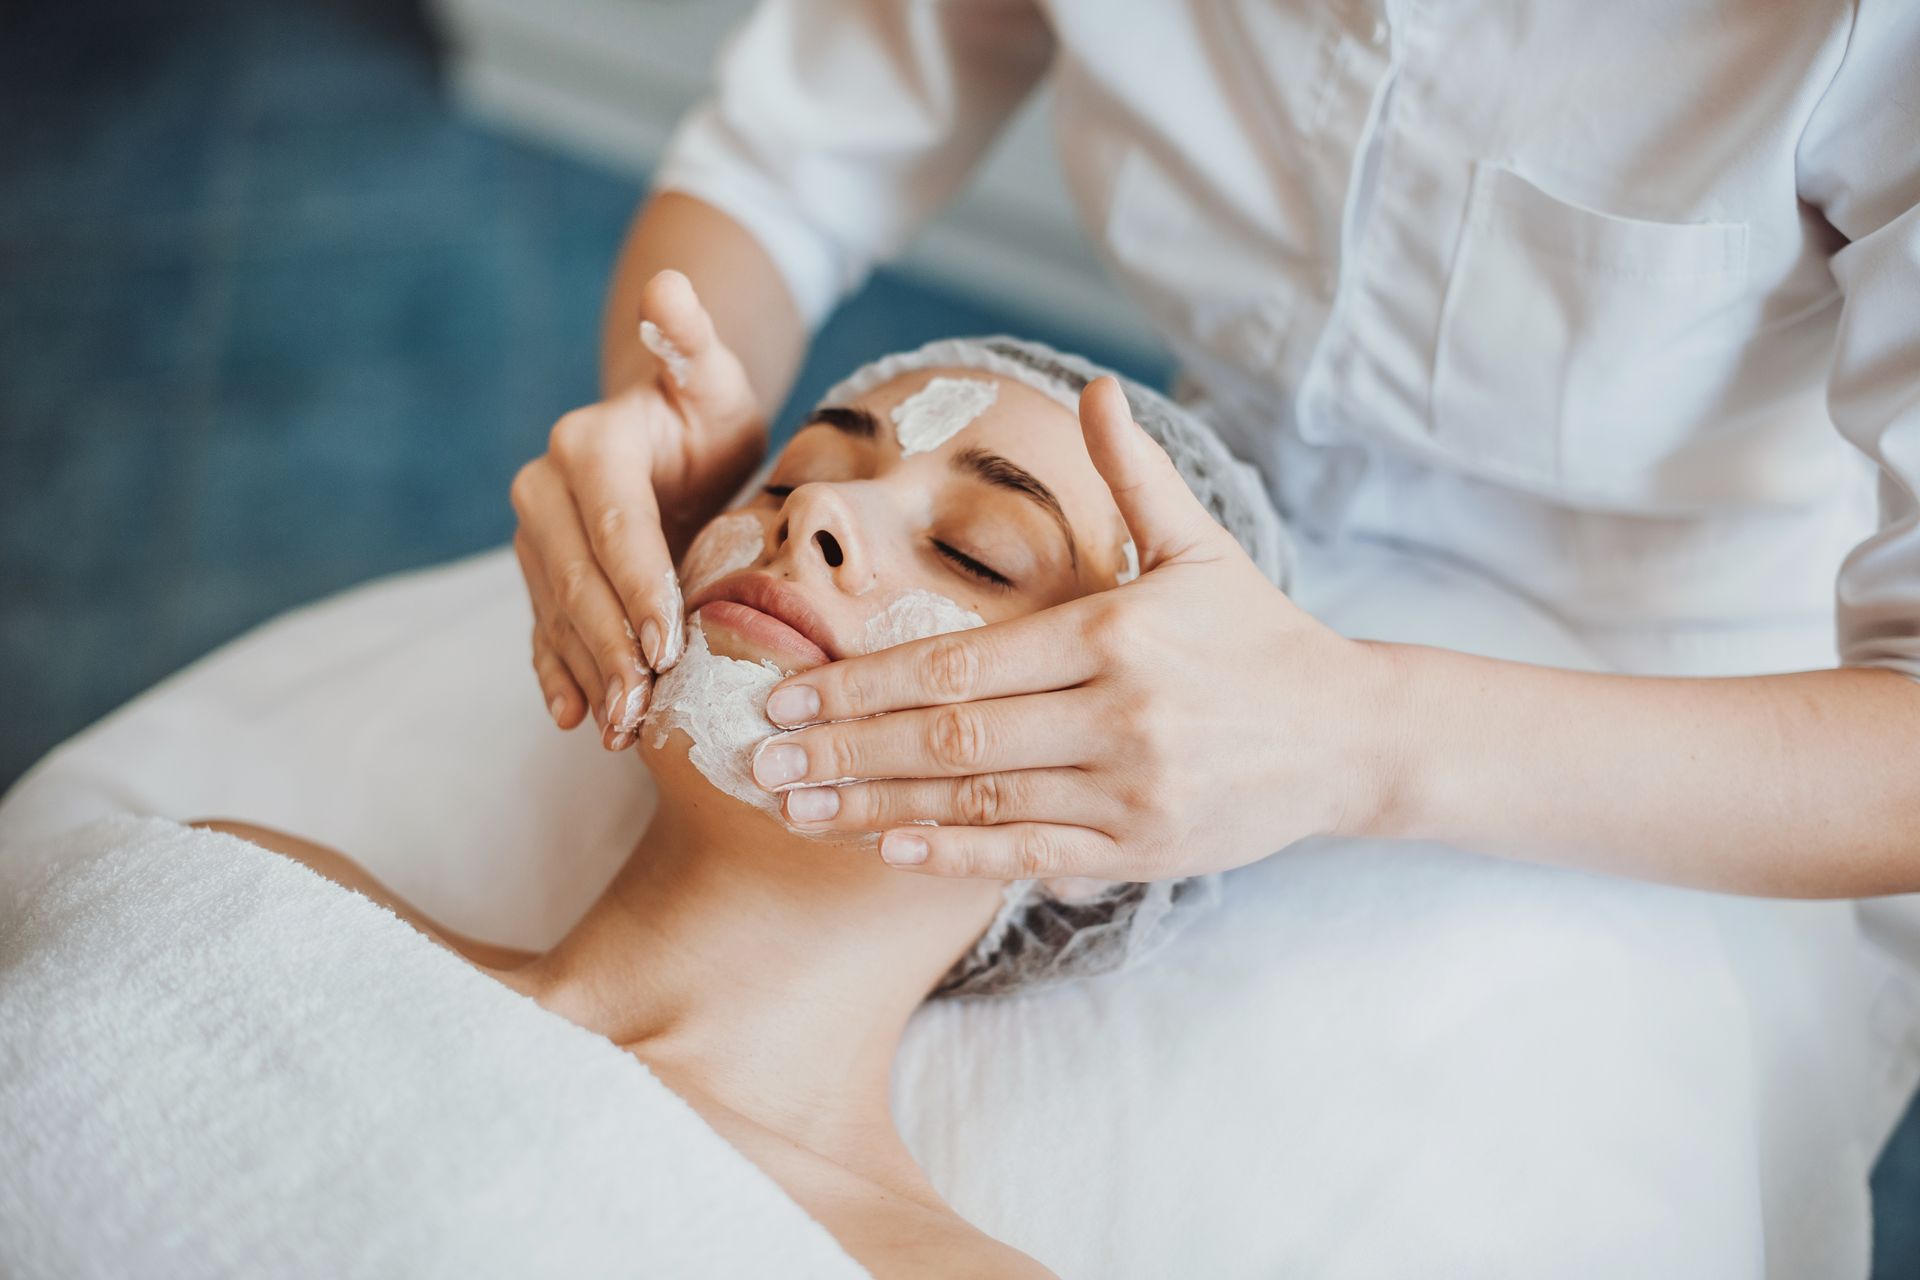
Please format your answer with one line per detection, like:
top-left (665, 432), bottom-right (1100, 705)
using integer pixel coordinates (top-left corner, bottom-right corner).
top-left (0, 542), bottom-right (1907, 1278)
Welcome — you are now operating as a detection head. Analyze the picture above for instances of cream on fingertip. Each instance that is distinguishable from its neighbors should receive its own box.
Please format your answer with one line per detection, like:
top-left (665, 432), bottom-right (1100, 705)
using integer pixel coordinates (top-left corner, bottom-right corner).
top-left (639, 319), bottom-right (692, 389)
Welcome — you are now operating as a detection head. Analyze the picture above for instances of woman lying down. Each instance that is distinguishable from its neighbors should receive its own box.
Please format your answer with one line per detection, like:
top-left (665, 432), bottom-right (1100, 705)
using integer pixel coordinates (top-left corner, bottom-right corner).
top-left (197, 327), bottom-right (1288, 1277)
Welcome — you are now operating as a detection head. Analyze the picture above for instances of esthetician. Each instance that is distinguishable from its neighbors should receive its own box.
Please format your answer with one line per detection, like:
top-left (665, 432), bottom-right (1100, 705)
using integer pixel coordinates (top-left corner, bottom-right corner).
top-left (509, 3), bottom-right (1920, 897)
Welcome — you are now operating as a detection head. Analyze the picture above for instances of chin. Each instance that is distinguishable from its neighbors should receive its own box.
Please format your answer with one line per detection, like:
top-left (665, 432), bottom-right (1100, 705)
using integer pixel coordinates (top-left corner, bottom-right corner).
top-left (636, 728), bottom-right (821, 828)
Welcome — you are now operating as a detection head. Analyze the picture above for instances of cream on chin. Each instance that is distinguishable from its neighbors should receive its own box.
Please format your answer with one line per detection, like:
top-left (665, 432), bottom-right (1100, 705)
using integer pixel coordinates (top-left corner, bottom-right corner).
top-left (644, 588), bottom-right (986, 814)
top-left (643, 620), bottom-right (785, 814)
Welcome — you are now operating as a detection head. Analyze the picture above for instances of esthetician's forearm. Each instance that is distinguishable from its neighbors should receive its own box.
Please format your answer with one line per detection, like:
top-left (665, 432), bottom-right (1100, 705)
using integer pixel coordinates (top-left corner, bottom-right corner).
top-left (600, 190), bottom-right (807, 418)
top-left (1370, 649), bottom-right (1920, 897)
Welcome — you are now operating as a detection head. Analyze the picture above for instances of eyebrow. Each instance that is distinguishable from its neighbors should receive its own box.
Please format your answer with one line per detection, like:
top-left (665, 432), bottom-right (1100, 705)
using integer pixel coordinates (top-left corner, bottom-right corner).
top-left (951, 445), bottom-right (1079, 569)
top-left (806, 405), bottom-right (879, 437)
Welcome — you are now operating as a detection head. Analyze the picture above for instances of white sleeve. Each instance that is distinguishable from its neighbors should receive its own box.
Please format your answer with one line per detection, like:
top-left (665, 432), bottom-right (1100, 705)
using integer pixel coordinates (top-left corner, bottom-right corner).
top-left (1797, 0), bottom-right (1920, 680)
top-left (653, 0), bottom-right (1054, 327)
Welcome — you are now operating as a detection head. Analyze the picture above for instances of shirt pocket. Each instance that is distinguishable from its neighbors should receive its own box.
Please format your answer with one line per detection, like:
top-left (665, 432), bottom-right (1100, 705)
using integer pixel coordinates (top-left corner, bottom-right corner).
top-left (1430, 161), bottom-right (1751, 490)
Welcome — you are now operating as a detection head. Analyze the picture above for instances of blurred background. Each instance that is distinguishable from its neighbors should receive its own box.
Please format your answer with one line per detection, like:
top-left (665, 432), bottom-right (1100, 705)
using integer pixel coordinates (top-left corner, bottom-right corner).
top-left (0, 0), bottom-right (1167, 794)
top-left (0, 0), bottom-right (1913, 1266)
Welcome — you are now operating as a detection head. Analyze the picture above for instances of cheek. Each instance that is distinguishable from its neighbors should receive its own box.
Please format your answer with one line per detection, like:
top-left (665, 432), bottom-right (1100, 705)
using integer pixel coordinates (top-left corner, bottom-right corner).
top-left (858, 588), bottom-right (986, 655)
top-left (679, 512), bottom-right (766, 596)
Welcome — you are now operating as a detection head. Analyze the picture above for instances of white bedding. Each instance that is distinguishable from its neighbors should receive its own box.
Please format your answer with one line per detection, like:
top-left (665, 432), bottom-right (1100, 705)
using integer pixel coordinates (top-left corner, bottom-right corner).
top-left (2, 540), bottom-right (1917, 1278)
top-left (0, 815), bottom-right (861, 1280)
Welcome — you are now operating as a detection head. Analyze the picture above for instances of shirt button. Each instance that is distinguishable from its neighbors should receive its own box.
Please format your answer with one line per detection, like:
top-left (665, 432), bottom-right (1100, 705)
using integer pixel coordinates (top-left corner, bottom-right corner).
top-left (1368, 18), bottom-right (1389, 46)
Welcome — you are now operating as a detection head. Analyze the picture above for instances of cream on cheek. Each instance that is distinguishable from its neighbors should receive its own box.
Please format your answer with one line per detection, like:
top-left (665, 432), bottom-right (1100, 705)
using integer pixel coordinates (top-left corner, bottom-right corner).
top-left (861, 587), bottom-right (984, 654)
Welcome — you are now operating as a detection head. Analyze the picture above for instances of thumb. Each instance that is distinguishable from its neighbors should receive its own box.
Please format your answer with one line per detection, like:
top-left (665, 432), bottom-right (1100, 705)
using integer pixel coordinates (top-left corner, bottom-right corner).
top-left (637, 269), bottom-right (759, 431)
top-left (1078, 376), bottom-right (1221, 571)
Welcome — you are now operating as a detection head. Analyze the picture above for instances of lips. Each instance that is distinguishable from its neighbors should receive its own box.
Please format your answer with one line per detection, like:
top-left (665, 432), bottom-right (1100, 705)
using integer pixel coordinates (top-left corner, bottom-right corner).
top-left (687, 573), bottom-right (842, 668)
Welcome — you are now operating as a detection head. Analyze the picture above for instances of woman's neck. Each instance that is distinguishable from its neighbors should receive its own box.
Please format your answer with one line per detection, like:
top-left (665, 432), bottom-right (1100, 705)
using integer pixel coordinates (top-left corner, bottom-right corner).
top-left (503, 786), bottom-right (1002, 1176)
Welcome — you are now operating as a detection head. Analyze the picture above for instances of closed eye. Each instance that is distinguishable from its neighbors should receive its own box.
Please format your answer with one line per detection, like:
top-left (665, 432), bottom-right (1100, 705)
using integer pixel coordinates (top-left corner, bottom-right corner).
top-left (933, 540), bottom-right (1013, 589)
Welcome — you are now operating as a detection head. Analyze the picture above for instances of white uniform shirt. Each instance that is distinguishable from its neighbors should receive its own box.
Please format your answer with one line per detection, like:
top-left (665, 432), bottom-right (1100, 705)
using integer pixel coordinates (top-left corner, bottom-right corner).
top-left (656, 0), bottom-right (1920, 679)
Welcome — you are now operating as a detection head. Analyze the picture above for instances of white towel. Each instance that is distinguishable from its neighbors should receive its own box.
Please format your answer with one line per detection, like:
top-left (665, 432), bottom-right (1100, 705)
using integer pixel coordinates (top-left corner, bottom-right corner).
top-left (0, 816), bottom-right (865, 1280)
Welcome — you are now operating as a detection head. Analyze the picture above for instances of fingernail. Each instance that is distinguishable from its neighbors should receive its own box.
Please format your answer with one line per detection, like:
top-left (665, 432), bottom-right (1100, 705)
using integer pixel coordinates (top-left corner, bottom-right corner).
top-left (767, 685), bottom-right (820, 726)
top-left (660, 571), bottom-right (685, 670)
top-left (753, 742), bottom-right (807, 788)
top-left (613, 673), bottom-right (649, 734)
top-left (608, 728), bottom-right (633, 751)
top-left (881, 832), bottom-right (929, 866)
top-left (549, 695), bottom-right (566, 725)
top-left (785, 786), bottom-right (839, 823)
top-left (604, 680), bottom-right (624, 727)
top-left (640, 618), bottom-right (664, 670)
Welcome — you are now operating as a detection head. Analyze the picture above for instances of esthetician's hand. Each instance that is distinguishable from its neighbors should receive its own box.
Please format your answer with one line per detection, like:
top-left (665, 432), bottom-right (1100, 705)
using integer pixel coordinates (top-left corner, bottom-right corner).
top-left (511, 270), bottom-right (765, 749)
top-left (755, 378), bottom-right (1402, 882)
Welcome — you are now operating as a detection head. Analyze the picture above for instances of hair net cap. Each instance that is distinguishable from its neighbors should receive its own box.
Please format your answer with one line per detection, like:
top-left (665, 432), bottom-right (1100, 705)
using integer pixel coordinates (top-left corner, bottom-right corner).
top-left (818, 337), bottom-right (1293, 997)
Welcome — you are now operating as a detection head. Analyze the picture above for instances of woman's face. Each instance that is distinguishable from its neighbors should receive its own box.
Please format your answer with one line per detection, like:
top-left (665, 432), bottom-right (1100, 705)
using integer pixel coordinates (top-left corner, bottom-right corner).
top-left (676, 368), bottom-right (1132, 673)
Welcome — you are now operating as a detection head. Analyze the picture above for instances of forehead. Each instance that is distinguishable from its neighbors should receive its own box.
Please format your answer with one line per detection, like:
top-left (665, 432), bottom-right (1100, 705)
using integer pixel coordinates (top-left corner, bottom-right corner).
top-left (843, 367), bottom-right (1117, 524)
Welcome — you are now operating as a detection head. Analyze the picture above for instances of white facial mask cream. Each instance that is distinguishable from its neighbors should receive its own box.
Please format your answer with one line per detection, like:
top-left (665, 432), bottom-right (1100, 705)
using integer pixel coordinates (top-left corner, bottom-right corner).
top-left (644, 619), bottom-right (785, 814)
top-left (639, 319), bottom-right (692, 389)
top-left (646, 587), bottom-right (984, 815)
top-left (889, 376), bottom-right (998, 456)
top-left (678, 512), bottom-right (763, 597)
top-left (1117, 538), bottom-right (1140, 585)
top-left (860, 588), bottom-right (985, 654)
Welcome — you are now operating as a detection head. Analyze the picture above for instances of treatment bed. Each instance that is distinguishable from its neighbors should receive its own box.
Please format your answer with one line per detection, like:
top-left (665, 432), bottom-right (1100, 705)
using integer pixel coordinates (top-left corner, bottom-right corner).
top-left (3, 536), bottom-right (1915, 1278)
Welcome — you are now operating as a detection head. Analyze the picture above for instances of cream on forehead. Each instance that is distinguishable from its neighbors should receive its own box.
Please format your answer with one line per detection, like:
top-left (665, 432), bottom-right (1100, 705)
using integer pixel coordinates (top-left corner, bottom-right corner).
top-left (679, 512), bottom-right (763, 596)
top-left (644, 620), bottom-right (784, 814)
top-left (889, 376), bottom-right (999, 456)
top-left (861, 588), bottom-right (984, 654)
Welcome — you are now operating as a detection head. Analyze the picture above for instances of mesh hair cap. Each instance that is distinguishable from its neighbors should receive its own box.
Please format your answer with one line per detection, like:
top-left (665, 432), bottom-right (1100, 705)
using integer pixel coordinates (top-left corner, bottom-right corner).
top-left (817, 337), bottom-right (1294, 998)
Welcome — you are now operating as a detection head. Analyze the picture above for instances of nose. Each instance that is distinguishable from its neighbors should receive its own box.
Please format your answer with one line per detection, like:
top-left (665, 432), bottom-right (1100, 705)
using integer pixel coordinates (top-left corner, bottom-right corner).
top-left (778, 483), bottom-right (876, 595)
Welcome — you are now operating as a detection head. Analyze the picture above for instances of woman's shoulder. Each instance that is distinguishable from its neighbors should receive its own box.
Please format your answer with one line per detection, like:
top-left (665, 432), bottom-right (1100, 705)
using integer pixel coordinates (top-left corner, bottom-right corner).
top-left (694, 1108), bottom-right (1052, 1279)
top-left (860, 1205), bottom-right (1059, 1274)
top-left (827, 1192), bottom-right (1056, 1279)
top-left (187, 819), bottom-right (536, 969)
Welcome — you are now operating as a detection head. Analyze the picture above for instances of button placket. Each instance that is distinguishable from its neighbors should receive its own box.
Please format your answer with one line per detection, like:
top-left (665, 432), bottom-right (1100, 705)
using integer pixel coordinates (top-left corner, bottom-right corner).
top-left (1296, 2), bottom-right (1401, 435)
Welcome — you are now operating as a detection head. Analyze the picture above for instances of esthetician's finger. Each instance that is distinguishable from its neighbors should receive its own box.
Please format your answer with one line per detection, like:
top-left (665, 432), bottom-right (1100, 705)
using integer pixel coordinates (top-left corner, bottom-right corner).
top-left (546, 405), bottom-right (685, 674)
top-left (875, 821), bottom-right (1124, 880)
top-left (1078, 376), bottom-right (1228, 572)
top-left (637, 269), bottom-right (761, 436)
top-left (781, 768), bottom-right (1106, 833)
top-left (764, 604), bottom-right (1103, 728)
top-left (753, 688), bottom-right (1102, 789)
top-left (515, 518), bottom-right (627, 737)
top-left (530, 628), bottom-right (587, 729)
top-left (555, 619), bottom-right (609, 732)
top-left (514, 532), bottom-right (585, 727)
top-left (512, 459), bottom-right (652, 738)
